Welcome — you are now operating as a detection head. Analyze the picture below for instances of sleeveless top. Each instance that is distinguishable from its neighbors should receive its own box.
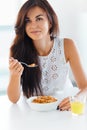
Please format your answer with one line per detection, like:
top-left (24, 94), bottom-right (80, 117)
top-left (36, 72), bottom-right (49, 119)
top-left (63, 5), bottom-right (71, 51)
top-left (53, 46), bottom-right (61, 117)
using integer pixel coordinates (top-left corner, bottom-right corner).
top-left (39, 37), bottom-right (73, 96)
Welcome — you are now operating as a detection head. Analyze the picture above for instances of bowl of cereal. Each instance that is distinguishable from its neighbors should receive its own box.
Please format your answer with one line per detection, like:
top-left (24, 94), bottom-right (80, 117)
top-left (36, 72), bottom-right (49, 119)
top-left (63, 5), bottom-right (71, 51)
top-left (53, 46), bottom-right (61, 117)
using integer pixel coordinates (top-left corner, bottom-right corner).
top-left (26, 96), bottom-right (59, 111)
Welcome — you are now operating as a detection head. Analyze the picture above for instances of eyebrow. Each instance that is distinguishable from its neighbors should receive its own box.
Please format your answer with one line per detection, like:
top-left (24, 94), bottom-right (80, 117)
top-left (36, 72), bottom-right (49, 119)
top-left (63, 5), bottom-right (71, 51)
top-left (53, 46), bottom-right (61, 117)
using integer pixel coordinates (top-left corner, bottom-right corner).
top-left (26, 14), bottom-right (45, 19)
top-left (36, 14), bottom-right (44, 18)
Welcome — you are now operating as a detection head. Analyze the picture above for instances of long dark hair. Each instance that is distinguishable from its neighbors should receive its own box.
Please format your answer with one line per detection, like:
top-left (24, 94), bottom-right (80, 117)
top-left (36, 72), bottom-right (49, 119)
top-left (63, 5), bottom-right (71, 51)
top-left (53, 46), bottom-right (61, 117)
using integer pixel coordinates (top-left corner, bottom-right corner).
top-left (10, 0), bottom-right (59, 98)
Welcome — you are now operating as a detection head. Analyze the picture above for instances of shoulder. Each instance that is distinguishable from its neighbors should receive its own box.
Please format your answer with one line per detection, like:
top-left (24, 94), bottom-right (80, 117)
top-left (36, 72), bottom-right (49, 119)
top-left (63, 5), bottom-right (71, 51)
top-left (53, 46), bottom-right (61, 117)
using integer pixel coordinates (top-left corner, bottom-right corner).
top-left (64, 38), bottom-right (78, 61)
top-left (57, 37), bottom-right (75, 47)
top-left (64, 38), bottom-right (75, 47)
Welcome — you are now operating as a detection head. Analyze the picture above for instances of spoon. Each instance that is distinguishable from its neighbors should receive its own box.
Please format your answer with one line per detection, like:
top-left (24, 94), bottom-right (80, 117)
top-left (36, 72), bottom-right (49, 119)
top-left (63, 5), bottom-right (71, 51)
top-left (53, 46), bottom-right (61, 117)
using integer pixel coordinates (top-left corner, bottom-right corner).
top-left (20, 62), bottom-right (38, 68)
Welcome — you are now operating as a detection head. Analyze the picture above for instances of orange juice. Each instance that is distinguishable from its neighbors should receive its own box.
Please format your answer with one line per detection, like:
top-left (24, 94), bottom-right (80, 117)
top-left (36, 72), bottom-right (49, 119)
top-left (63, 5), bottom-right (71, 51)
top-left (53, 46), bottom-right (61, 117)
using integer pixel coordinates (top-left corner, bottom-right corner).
top-left (71, 101), bottom-right (85, 115)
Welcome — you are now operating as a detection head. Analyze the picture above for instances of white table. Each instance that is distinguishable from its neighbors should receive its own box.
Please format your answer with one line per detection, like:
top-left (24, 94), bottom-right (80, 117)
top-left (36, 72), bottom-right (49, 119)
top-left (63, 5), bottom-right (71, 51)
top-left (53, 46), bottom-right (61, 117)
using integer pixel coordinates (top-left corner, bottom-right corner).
top-left (0, 94), bottom-right (87, 130)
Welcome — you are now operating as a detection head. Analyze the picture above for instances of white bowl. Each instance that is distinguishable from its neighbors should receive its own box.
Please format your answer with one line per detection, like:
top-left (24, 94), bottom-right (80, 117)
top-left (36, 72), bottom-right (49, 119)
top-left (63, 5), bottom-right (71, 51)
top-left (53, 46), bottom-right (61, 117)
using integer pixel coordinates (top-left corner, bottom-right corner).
top-left (26, 96), bottom-right (59, 111)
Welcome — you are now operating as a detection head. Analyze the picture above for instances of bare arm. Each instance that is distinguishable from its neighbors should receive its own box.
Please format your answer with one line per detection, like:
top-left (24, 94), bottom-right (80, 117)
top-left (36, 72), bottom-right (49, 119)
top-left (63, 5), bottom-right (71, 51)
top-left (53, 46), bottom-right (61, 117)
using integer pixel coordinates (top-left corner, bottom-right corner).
top-left (7, 57), bottom-right (24, 103)
top-left (64, 38), bottom-right (87, 90)
top-left (58, 38), bottom-right (87, 111)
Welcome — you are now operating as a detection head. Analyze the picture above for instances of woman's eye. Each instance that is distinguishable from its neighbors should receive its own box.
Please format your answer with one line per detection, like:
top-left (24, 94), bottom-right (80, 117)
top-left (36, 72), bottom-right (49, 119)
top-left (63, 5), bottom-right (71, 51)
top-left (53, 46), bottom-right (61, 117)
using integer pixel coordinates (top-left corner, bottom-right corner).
top-left (37, 18), bottom-right (43, 21)
top-left (25, 18), bottom-right (30, 23)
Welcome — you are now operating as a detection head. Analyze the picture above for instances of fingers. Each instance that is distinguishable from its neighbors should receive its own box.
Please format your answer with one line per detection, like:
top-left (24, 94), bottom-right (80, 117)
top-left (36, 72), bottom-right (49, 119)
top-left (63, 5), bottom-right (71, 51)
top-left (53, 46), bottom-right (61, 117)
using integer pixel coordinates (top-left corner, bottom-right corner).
top-left (9, 58), bottom-right (19, 70)
top-left (57, 97), bottom-right (71, 111)
top-left (9, 57), bottom-right (24, 76)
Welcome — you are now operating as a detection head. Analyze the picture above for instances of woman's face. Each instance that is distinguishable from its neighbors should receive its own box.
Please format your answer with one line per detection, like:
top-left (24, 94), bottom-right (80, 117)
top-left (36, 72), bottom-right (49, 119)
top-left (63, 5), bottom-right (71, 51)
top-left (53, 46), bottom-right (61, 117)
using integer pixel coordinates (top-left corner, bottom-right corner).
top-left (25, 6), bottom-right (51, 41)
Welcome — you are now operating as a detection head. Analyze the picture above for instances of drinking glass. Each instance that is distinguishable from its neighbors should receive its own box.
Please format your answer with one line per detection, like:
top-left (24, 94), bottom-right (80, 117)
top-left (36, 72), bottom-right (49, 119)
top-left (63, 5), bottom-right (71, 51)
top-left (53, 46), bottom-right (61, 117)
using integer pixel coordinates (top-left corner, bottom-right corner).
top-left (70, 94), bottom-right (86, 116)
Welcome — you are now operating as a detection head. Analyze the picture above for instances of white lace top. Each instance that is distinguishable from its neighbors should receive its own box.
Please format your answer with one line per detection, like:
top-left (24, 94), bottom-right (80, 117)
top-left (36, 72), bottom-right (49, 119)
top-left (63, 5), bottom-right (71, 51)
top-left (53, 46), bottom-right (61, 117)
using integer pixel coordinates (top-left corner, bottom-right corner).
top-left (39, 37), bottom-right (73, 96)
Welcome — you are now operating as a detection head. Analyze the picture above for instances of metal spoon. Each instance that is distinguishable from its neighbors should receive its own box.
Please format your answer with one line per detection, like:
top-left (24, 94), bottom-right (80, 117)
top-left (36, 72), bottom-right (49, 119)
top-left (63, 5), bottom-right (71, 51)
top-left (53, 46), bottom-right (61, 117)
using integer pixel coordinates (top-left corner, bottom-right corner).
top-left (20, 62), bottom-right (38, 68)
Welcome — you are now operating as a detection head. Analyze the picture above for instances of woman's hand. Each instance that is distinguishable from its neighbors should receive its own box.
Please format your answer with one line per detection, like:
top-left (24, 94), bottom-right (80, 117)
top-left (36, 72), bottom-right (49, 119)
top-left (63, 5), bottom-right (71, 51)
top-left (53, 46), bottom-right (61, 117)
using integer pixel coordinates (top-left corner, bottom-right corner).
top-left (58, 97), bottom-right (71, 111)
top-left (9, 57), bottom-right (24, 78)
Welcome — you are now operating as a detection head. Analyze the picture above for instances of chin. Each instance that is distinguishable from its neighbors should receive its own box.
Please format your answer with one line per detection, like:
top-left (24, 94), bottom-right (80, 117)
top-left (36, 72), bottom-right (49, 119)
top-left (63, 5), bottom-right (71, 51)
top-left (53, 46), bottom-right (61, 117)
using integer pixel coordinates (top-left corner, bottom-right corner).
top-left (31, 36), bottom-right (43, 41)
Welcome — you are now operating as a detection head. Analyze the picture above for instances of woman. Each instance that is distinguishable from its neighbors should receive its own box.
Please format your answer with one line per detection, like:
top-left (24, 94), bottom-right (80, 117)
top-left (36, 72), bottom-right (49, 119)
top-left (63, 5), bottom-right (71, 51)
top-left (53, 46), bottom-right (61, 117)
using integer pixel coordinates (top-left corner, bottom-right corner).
top-left (7, 0), bottom-right (87, 111)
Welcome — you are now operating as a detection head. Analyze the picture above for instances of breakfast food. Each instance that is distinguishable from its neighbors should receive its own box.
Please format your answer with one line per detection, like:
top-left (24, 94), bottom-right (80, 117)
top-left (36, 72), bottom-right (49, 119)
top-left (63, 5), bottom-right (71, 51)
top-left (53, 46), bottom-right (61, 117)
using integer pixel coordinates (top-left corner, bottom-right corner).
top-left (29, 63), bottom-right (36, 67)
top-left (32, 96), bottom-right (57, 103)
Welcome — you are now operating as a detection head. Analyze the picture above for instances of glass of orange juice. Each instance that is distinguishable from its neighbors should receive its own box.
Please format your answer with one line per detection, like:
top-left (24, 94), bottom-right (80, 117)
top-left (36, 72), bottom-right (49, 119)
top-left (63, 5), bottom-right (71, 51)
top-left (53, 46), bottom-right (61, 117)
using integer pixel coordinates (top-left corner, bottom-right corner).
top-left (70, 95), bottom-right (86, 116)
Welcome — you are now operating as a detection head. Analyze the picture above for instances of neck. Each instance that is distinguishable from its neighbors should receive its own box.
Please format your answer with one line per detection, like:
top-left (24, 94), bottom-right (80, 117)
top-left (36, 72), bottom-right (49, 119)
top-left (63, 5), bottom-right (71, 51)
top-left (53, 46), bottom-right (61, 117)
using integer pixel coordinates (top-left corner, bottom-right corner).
top-left (33, 36), bottom-right (54, 56)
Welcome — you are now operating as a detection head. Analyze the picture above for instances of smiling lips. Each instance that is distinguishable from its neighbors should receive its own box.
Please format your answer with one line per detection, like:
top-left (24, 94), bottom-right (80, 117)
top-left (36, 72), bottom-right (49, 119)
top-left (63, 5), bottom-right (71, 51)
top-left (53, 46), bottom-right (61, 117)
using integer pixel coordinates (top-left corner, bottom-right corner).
top-left (30, 31), bottom-right (41, 34)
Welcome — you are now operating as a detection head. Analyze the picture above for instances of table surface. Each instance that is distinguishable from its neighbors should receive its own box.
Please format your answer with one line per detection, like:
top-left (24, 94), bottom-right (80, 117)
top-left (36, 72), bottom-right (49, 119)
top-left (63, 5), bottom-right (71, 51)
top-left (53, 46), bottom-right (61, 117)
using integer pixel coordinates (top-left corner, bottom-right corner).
top-left (0, 94), bottom-right (87, 130)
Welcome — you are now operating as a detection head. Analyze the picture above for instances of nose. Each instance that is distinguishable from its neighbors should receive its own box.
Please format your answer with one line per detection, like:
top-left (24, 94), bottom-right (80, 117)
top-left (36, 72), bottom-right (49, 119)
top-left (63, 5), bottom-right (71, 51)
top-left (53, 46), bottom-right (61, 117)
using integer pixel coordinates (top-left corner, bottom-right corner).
top-left (30, 21), bottom-right (37, 28)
